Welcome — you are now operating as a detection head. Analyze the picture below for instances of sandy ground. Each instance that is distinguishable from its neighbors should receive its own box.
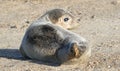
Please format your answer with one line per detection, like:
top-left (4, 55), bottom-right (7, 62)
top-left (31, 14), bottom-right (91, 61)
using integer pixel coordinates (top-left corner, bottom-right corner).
top-left (0, 0), bottom-right (120, 71)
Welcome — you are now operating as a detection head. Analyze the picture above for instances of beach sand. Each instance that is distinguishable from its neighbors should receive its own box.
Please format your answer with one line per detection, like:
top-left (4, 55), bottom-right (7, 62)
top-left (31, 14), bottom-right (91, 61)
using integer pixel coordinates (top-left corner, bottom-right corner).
top-left (0, 0), bottom-right (120, 71)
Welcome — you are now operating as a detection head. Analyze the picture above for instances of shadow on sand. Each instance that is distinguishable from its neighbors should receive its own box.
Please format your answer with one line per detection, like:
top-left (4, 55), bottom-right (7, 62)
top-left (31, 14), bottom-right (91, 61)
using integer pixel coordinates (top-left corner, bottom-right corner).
top-left (0, 49), bottom-right (60, 66)
top-left (0, 49), bottom-right (22, 59)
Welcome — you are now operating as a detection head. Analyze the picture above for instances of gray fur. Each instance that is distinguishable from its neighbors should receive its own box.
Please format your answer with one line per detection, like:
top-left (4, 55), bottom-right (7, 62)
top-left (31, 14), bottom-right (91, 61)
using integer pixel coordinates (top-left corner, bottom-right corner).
top-left (20, 9), bottom-right (91, 64)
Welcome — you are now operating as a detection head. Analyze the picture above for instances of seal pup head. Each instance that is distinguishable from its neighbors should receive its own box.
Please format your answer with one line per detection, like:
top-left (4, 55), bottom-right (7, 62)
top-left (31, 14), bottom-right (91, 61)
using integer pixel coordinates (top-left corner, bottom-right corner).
top-left (40, 9), bottom-right (79, 30)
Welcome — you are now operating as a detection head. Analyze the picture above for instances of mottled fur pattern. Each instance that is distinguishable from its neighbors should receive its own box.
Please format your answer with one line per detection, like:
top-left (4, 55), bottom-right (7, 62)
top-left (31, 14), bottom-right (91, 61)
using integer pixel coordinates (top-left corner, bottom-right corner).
top-left (20, 9), bottom-right (91, 65)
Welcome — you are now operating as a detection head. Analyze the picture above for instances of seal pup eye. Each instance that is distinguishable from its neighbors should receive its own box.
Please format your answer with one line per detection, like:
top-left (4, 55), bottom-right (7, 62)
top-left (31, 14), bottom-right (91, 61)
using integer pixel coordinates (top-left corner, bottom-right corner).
top-left (64, 18), bottom-right (69, 22)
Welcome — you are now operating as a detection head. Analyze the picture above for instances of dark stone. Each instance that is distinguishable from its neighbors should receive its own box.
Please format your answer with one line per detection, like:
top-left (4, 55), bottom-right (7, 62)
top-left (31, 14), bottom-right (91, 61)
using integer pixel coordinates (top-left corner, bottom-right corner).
top-left (10, 25), bottom-right (17, 28)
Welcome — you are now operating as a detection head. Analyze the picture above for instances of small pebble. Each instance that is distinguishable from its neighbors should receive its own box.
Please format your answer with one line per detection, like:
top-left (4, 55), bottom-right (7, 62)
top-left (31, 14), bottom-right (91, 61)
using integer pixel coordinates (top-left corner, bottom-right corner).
top-left (114, 27), bottom-right (118, 30)
top-left (24, 0), bottom-right (28, 3)
top-left (91, 15), bottom-right (95, 19)
top-left (78, 13), bottom-right (81, 15)
top-left (111, 1), bottom-right (117, 5)
top-left (25, 21), bottom-right (30, 24)
top-left (77, 19), bottom-right (81, 21)
top-left (103, 58), bottom-right (106, 61)
top-left (108, 65), bottom-right (111, 68)
top-left (10, 25), bottom-right (17, 28)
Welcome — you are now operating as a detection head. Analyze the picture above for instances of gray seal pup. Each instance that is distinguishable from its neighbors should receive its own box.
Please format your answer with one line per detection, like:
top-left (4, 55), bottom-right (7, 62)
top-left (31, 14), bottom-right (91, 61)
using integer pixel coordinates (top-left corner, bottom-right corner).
top-left (19, 9), bottom-right (91, 65)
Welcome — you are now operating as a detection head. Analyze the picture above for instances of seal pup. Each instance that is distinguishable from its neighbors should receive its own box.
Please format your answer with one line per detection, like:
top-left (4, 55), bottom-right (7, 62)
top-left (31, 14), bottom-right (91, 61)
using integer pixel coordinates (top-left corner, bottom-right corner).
top-left (20, 9), bottom-right (91, 65)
